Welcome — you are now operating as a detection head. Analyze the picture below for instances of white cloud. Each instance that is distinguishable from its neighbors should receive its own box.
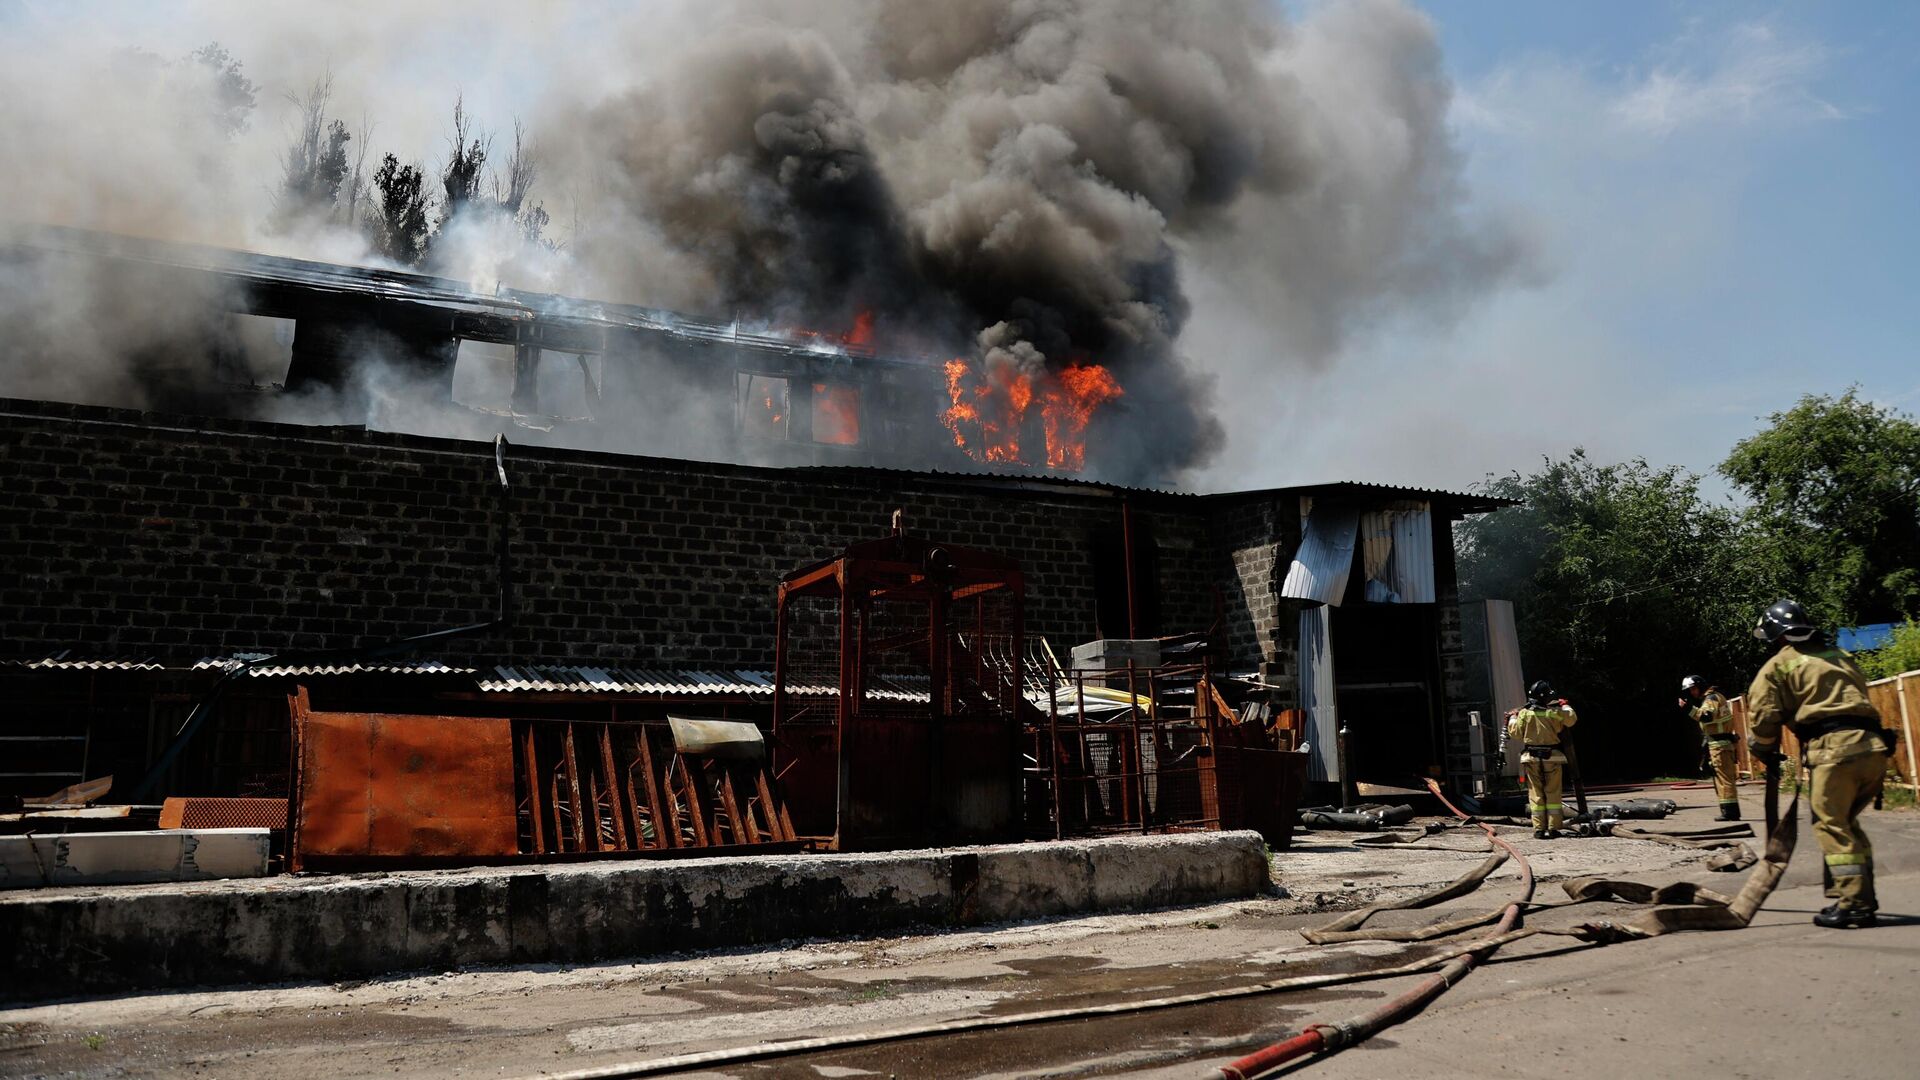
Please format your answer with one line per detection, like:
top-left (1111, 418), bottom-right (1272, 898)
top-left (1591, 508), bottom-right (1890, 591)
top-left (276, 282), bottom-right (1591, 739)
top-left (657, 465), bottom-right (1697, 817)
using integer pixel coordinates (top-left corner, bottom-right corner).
top-left (1608, 22), bottom-right (1843, 137)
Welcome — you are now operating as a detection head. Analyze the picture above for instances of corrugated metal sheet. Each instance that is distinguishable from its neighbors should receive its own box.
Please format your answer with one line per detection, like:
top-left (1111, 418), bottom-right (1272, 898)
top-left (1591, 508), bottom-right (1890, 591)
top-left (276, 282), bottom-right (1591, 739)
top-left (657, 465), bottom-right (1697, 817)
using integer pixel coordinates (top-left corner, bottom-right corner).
top-left (1386, 505), bottom-right (1436, 604)
top-left (1486, 599), bottom-right (1527, 778)
top-left (1357, 502), bottom-right (1436, 604)
top-left (1281, 502), bottom-right (1359, 605)
top-left (244, 660), bottom-right (477, 677)
top-left (483, 666), bottom-right (773, 694)
top-left (1299, 606), bottom-right (1339, 783)
top-left (478, 666), bottom-right (930, 701)
top-left (2, 655), bottom-right (167, 671)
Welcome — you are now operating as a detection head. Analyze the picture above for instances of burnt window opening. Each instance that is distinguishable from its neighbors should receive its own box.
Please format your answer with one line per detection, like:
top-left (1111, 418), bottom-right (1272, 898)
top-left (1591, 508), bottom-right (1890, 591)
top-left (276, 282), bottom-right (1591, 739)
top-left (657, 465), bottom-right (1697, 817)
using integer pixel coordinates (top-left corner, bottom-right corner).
top-left (454, 343), bottom-right (600, 420)
top-left (210, 313), bottom-right (295, 388)
top-left (452, 339), bottom-right (517, 412)
top-left (737, 373), bottom-right (790, 441)
top-left (1089, 513), bottom-right (1160, 640)
top-left (811, 382), bottom-right (860, 446)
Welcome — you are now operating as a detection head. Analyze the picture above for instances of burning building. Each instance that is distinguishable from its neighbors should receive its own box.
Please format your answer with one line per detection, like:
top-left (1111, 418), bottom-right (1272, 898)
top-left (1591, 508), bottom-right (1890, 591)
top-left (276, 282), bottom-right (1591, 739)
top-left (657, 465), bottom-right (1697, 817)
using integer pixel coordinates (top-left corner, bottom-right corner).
top-left (1, 226), bottom-right (973, 471)
top-left (1, 348), bottom-right (1514, 833)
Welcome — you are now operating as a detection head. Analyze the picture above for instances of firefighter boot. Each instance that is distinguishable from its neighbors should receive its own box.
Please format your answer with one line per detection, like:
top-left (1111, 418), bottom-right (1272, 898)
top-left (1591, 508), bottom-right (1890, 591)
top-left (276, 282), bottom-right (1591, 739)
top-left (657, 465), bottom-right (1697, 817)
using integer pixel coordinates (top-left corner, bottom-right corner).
top-left (1813, 903), bottom-right (1877, 930)
top-left (1533, 829), bottom-right (1550, 840)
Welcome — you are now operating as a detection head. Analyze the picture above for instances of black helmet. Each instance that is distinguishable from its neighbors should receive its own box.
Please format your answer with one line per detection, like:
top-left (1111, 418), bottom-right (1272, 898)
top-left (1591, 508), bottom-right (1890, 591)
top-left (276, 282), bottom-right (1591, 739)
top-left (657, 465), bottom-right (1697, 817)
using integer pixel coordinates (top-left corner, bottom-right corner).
top-left (1681, 674), bottom-right (1705, 693)
top-left (1753, 599), bottom-right (1816, 644)
top-left (1527, 679), bottom-right (1555, 705)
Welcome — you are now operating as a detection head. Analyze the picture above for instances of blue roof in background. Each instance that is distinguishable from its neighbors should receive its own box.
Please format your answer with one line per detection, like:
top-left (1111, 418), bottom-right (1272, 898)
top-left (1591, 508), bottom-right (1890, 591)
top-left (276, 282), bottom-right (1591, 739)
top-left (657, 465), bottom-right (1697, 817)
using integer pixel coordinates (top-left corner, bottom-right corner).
top-left (1839, 623), bottom-right (1902, 652)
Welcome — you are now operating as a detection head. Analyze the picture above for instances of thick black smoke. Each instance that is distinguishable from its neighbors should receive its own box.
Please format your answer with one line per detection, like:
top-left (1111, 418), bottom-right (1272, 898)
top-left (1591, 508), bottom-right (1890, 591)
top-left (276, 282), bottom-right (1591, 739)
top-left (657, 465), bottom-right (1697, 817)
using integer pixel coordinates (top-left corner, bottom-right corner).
top-left (0, 0), bottom-right (1531, 485)
top-left (553, 0), bottom-right (1529, 482)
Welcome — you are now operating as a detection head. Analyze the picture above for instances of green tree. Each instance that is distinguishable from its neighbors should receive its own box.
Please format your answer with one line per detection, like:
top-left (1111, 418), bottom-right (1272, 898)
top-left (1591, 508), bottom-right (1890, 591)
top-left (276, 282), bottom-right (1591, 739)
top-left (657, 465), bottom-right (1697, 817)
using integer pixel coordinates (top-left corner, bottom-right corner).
top-left (271, 76), bottom-right (355, 234)
top-left (1460, 451), bottom-right (1776, 779)
top-left (1720, 389), bottom-right (1920, 628)
top-left (370, 154), bottom-right (431, 266)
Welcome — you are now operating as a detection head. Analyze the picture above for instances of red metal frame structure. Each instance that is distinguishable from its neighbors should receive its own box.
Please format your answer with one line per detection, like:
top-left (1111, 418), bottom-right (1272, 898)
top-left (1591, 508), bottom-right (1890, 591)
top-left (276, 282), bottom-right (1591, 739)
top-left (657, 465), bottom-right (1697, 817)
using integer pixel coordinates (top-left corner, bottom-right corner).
top-left (1029, 658), bottom-right (1222, 838)
top-left (1022, 659), bottom-right (1306, 846)
top-left (287, 689), bottom-right (799, 870)
top-left (772, 523), bottom-right (1026, 850)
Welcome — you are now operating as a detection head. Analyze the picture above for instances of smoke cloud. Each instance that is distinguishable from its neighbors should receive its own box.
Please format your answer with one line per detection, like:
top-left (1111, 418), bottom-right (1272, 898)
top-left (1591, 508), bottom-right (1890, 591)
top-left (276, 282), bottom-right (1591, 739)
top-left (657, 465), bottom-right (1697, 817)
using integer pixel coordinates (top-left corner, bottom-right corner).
top-left (0, 0), bottom-right (1532, 485)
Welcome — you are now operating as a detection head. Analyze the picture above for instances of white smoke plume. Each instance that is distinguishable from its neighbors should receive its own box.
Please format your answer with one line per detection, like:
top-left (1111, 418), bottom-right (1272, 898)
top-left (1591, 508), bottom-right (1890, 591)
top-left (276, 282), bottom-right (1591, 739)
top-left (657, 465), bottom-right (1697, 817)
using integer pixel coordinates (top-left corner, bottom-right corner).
top-left (0, 0), bottom-right (1533, 484)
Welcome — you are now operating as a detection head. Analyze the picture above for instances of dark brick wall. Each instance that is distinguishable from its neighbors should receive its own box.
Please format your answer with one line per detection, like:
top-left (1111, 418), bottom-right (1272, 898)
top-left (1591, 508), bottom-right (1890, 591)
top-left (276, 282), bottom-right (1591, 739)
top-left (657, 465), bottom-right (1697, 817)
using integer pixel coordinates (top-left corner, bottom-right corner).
top-left (1, 399), bottom-right (1234, 670)
top-left (1212, 493), bottom-right (1304, 698)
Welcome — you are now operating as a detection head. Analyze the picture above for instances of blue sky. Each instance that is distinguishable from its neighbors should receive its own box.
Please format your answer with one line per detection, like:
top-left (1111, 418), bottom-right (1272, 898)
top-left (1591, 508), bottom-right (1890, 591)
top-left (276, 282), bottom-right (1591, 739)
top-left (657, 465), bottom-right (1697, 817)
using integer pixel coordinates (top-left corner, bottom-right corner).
top-left (1204, 1), bottom-right (1920, 495)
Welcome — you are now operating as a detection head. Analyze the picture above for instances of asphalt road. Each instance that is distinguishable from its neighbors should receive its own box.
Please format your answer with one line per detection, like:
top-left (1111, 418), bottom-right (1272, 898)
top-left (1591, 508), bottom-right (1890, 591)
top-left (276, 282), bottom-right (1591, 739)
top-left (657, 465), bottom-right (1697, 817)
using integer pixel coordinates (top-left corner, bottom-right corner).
top-left (5, 785), bottom-right (1918, 1079)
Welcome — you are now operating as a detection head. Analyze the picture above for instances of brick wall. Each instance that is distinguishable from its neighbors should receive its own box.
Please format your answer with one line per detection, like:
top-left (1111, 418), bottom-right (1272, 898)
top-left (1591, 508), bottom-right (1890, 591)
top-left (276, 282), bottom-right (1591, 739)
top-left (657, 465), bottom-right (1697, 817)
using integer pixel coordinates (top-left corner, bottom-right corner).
top-left (1, 399), bottom-right (1243, 671)
top-left (1212, 492), bottom-right (1304, 699)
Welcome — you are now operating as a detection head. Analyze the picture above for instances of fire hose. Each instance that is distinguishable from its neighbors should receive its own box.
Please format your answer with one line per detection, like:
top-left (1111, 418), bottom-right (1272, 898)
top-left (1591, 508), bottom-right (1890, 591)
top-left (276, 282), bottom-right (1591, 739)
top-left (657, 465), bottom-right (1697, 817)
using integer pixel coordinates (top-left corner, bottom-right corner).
top-left (1217, 779), bottom-right (1534, 1079)
top-left (1215, 760), bottom-right (1797, 1077)
top-left (523, 763), bottom-right (1797, 1080)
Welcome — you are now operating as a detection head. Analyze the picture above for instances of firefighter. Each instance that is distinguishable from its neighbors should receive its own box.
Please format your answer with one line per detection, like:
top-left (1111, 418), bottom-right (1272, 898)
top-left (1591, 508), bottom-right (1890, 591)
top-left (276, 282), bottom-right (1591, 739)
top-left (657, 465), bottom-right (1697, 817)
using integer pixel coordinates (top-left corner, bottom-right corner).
top-left (1681, 675), bottom-right (1741, 820)
top-left (1507, 680), bottom-right (1578, 838)
top-left (1745, 599), bottom-right (1897, 929)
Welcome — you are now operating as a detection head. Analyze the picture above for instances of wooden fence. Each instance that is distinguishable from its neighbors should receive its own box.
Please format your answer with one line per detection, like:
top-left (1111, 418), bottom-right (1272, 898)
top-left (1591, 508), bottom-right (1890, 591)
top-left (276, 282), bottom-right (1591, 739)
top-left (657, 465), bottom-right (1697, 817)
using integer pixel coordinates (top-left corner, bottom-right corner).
top-left (1725, 668), bottom-right (1920, 790)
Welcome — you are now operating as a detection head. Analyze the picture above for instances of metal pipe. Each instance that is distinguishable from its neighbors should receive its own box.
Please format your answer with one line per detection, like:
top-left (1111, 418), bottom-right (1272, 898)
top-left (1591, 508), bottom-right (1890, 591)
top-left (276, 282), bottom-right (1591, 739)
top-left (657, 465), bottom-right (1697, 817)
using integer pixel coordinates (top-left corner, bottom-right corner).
top-left (1121, 501), bottom-right (1137, 640)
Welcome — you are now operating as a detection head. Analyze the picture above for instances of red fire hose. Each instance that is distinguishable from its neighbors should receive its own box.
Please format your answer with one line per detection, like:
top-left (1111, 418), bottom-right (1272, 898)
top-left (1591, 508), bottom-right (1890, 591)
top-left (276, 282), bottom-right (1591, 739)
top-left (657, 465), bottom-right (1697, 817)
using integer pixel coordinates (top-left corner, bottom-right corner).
top-left (1218, 780), bottom-right (1534, 1079)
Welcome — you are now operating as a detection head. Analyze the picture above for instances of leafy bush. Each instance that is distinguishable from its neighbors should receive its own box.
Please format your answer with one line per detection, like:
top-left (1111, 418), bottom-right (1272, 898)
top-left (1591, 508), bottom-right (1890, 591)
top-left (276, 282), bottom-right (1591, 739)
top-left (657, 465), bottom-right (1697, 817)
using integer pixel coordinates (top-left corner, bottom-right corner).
top-left (1856, 623), bottom-right (1920, 680)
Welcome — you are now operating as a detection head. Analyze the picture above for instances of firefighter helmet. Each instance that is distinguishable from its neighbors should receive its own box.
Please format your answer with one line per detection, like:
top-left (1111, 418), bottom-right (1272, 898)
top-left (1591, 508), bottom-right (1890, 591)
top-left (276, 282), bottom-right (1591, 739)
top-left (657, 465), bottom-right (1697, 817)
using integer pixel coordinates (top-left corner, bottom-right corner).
top-left (1527, 679), bottom-right (1556, 705)
top-left (1681, 674), bottom-right (1705, 692)
top-left (1753, 599), bottom-right (1817, 644)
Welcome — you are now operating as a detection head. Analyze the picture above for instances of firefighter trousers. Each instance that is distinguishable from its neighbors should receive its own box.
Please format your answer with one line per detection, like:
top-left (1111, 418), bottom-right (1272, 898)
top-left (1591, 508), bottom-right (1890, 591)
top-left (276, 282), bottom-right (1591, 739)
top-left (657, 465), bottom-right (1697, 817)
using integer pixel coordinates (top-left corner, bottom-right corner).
top-left (1811, 752), bottom-right (1885, 912)
top-left (1708, 738), bottom-right (1740, 818)
top-left (1523, 758), bottom-right (1564, 830)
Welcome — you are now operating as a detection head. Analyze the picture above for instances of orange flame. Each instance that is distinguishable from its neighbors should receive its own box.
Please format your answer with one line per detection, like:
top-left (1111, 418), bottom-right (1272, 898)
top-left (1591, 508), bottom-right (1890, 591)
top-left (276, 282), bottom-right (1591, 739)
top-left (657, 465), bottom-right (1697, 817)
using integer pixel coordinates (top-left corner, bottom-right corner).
top-left (812, 383), bottom-right (860, 445)
top-left (1041, 363), bottom-right (1124, 470)
top-left (786, 310), bottom-right (875, 351)
top-left (941, 357), bottom-right (1122, 471)
top-left (843, 310), bottom-right (874, 348)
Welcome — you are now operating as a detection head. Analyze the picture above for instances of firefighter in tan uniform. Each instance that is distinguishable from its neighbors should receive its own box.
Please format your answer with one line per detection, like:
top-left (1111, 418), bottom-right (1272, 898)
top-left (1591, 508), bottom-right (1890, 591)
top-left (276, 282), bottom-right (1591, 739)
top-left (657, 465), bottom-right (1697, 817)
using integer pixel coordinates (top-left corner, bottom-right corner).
top-left (1507, 680), bottom-right (1578, 839)
top-left (1745, 599), bottom-right (1897, 929)
top-left (1681, 675), bottom-right (1741, 820)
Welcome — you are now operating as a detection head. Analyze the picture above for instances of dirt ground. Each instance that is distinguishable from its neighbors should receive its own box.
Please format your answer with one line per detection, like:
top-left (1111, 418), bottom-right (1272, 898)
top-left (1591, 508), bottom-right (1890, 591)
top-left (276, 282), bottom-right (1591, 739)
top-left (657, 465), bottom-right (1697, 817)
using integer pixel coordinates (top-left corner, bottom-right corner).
top-left (6, 783), bottom-right (1918, 1079)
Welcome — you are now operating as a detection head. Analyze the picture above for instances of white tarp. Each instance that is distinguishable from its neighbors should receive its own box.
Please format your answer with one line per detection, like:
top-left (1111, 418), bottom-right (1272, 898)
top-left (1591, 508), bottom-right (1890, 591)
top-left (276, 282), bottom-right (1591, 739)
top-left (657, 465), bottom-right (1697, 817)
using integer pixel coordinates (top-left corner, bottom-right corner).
top-left (1299, 605), bottom-right (1339, 782)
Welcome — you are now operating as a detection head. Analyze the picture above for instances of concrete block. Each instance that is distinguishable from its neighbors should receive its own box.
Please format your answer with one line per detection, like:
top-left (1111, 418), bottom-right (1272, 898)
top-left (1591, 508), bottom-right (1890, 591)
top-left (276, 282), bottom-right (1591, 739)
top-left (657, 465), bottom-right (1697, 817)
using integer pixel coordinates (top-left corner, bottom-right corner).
top-left (1070, 638), bottom-right (1162, 670)
top-left (0, 830), bottom-right (1267, 1000)
top-left (0, 829), bottom-right (269, 891)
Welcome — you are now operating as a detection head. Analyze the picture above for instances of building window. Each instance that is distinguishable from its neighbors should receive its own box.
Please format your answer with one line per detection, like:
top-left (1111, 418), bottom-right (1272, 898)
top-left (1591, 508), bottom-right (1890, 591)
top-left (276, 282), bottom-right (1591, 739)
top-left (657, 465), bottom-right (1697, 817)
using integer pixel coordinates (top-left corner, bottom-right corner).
top-left (738, 373), bottom-right (790, 440)
top-left (812, 382), bottom-right (860, 446)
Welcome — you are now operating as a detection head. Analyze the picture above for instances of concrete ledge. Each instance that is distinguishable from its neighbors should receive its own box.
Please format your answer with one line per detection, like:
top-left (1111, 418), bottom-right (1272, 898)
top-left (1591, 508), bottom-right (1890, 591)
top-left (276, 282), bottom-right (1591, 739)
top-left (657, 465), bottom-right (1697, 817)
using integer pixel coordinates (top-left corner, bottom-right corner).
top-left (0, 831), bottom-right (1266, 1001)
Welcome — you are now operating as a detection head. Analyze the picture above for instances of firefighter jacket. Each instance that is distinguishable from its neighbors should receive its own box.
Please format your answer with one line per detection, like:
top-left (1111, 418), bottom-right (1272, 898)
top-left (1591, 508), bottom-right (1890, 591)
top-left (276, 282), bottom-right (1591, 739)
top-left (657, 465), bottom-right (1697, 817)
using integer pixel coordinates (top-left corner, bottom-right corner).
top-left (1506, 702), bottom-right (1577, 754)
top-left (1691, 690), bottom-right (1735, 738)
top-left (1745, 644), bottom-right (1884, 766)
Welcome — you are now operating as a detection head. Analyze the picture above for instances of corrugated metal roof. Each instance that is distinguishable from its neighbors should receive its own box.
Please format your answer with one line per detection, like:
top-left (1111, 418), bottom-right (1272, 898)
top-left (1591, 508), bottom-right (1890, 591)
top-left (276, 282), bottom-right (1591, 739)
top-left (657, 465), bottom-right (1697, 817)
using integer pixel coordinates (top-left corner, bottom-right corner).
top-left (3, 653), bottom-right (473, 676)
top-left (1253, 480), bottom-right (1519, 511)
top-left (184, 656), bottom-right (475, 676)
top-left (249, 660), bottom-right (477, 677)
top-left (478, 666), bottom-right (930, 701)
top-left (1, 654), bottom-right (167, 671)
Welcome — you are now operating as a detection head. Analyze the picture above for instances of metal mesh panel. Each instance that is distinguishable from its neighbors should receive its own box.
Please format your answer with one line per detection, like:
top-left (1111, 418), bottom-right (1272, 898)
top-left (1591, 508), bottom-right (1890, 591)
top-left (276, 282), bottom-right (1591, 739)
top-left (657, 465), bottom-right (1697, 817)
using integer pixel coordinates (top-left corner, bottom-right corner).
top-left (1029, 661), bottom-right (1221, 837)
